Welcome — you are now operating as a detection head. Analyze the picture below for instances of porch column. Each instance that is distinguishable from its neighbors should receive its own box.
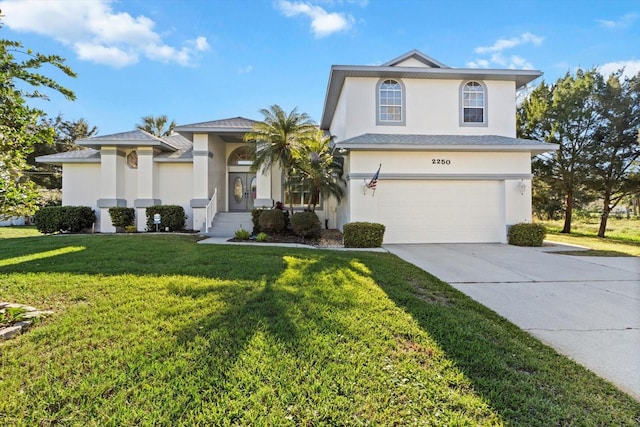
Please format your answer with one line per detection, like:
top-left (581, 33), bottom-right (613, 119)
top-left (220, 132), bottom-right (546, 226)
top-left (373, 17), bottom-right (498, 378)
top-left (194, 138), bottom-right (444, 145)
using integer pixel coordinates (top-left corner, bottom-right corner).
top-left (254, 164), bottom-right (273, 208)
top-left (134, 147), bottom-right (160, 231)
top-left (191, 133), bottom-right (211, 231)
top-left (97, 146), bottom-right (126, 233)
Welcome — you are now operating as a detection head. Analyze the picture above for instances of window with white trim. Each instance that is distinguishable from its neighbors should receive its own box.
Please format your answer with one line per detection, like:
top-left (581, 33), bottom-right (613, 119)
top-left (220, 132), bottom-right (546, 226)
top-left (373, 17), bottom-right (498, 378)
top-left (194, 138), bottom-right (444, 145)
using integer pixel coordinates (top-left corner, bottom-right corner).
top-left (462, 81), bottom-right (485, 124)
top-left (378, 79), bottom-right (403, 123)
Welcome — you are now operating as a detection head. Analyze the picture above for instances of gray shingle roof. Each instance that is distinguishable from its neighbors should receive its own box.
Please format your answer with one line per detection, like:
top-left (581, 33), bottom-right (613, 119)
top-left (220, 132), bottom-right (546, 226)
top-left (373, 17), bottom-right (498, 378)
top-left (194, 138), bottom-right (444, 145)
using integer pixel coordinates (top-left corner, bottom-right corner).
top-left (76, 129), bottom-right (181, 150)
top-left (36, 149), bottom-right (100, 164)
top-left (336, 134), bottom-right (558, 154)
top-left (175, 116), bottom-right (257, 131)
top-left (161, 133), bottom-right (192, 150)
top-left (154, 147), bottom-right (193, 162)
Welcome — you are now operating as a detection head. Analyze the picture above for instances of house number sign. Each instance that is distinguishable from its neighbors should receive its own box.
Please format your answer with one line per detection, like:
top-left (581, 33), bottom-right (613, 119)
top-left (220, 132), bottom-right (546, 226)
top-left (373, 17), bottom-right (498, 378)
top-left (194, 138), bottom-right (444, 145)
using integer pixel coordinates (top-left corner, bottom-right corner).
top-left (431, 158), bottom-right (451, 165)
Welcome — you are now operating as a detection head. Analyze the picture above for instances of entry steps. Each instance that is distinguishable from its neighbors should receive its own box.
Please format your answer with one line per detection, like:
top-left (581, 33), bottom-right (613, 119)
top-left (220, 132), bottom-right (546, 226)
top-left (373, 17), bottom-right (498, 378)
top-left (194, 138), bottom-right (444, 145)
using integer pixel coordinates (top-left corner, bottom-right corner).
top-left (206, 212), bottom-right (252, 237)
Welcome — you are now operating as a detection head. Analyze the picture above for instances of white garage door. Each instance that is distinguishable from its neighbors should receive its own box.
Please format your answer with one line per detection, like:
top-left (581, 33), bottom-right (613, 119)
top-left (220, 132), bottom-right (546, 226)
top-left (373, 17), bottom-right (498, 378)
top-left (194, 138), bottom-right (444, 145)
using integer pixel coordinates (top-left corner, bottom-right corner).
top-left (376, 180), bottom-right (504, 244)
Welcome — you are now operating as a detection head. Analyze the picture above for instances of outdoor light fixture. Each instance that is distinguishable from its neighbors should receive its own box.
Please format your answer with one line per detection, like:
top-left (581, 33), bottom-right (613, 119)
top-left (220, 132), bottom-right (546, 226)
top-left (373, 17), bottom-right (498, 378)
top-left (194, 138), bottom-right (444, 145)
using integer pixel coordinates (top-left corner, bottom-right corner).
top-left (518, 180), bottom-right (527, 195)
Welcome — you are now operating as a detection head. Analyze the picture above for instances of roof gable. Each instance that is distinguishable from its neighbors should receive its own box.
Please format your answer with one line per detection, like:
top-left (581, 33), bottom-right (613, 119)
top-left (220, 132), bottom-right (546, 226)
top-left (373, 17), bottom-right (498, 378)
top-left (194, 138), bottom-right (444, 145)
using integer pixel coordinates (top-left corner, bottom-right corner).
top-left (382, 50), bottom-right (449, 68)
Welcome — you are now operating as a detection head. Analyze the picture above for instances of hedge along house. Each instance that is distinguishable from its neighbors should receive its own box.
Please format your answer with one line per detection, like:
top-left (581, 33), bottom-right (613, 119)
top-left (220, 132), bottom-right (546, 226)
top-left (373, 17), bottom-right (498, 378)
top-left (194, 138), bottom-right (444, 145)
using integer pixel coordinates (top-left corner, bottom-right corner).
top-left (36, 117), bottom-right (315, 233)
top-left (320, 50), bottom-right (558, 243)
top-left (38, 50), bottom-right (557, 242)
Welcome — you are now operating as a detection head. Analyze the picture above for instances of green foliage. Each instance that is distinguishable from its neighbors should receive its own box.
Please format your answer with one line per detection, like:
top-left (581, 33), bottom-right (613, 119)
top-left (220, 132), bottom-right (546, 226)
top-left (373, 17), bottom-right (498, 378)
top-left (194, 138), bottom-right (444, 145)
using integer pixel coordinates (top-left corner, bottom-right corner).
top-left (258, 209), bottom-right (286, 234)
top-left (124, 225), bottom-right (137, 233)
top-left (244, 105), bottom-right (318, 213)
top-left (136, 115), bottom-right (176, 137)
top-left (251, 208), bottom-right (264, 233)
top-left (0, 17), bottom-right (76, 217)
top-left (145, 205), bottom-right (186, 232)
top-left (27, 116), bottom-right (98, 189)
top-left (256, 232), bottom-right (269, 242)
top-left (343, 222), bottom-right (385, 248)
top-left (108, 207), bottom-right (135, 229)
top-left (290, 211), bottom-right (322, 239)
top-left (33, 206), bottom-right (96, 234)
top-left (508, 223), bottom-right (547, 246)
top-left (0, 306), bottom-right (27, 327)
top-left (234, 227), bottom-right (251, 240)
top-left (295, 130), bottom-right (345, 212)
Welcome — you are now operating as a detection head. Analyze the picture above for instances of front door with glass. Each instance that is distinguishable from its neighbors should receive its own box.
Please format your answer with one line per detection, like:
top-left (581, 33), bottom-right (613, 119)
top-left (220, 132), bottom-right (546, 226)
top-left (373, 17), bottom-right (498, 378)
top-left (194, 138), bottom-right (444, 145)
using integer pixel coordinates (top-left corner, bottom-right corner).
top-left (228, 172), bottom-right (256, 211)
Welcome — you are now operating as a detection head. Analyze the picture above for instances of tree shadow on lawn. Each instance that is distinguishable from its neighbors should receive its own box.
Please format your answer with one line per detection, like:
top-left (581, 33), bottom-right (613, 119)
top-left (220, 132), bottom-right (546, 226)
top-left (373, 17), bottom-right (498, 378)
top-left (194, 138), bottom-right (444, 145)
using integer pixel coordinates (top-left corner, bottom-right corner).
top-left (367, 256), bottom-right (640, 425)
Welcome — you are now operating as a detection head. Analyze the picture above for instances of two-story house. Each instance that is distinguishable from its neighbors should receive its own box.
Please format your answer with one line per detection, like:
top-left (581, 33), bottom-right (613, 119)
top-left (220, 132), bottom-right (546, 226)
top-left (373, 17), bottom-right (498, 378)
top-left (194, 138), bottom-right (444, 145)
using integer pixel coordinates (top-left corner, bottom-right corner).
top-left (37, 50), bottom-right (556, 242)
top-left (320, 50), bottom-right (556, 243)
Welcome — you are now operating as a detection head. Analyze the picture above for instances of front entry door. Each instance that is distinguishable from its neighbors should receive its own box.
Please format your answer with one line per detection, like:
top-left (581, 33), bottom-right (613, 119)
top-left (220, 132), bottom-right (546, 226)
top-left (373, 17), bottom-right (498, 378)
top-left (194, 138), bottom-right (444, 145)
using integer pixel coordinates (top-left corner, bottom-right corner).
top-left (229, 173), bottom-right (257, 211)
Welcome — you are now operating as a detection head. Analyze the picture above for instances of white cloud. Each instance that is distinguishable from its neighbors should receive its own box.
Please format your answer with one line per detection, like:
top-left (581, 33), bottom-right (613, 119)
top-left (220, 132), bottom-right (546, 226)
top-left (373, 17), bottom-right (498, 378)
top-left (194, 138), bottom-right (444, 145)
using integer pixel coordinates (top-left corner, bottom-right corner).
top-left (475, 32), bottom-right (543, 54)
top-left (238, 65), bottom-right (254, 74)
top-left (277, 0), bottom-right (354, 38)
top-left (468, 32), bottom-right (542, 70)
top-left (598, 13), bottom-right (638, 29)
top-left (0, 0), bottom-right (209, 68)
top-left (598, 60), bottom-right (640, 79)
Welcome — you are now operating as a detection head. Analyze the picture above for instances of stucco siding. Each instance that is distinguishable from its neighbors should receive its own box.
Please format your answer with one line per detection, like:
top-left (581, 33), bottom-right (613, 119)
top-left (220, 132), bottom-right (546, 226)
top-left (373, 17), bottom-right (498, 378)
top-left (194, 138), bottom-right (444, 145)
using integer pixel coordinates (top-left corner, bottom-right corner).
top-left (157, 163), bottom-right (194, 229)
top-left (333, 77), bottom-right (516, 140)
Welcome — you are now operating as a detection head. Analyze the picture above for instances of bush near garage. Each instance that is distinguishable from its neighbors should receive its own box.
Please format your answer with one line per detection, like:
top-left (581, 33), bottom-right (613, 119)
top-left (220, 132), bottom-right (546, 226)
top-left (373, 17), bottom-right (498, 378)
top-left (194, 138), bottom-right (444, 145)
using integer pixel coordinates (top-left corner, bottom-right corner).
top-left (145, 205), bottom-right (187, 232)
top-left (291, 211), bottom-right (322, 239)
top-left (258, 209), bottom-right (286, 234)
top-left (34, 206), bottom-right (96, 234)
top-left (108, 207), bottom-right (135, 230)
top-left (508, 222), bottom-right (546, 246)
top-left (343, 222), bottom-right (385, 248)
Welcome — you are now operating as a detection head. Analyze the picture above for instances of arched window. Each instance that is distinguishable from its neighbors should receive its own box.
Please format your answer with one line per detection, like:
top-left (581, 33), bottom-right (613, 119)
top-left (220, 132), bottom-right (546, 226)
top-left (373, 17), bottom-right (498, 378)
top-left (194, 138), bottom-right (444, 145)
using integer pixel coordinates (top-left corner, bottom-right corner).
top-left (461, 81), bottom-right (486, 125)
top-left (227, 146), bottom-right (253, 166)
top-left (377, 79), bottom-right (405, 125)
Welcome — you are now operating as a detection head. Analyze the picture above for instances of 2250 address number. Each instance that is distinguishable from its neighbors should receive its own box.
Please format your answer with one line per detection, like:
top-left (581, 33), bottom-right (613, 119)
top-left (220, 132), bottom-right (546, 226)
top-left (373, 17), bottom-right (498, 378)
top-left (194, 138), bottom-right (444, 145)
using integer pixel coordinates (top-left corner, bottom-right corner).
top-left (432, 159), bottom-right (451, 165)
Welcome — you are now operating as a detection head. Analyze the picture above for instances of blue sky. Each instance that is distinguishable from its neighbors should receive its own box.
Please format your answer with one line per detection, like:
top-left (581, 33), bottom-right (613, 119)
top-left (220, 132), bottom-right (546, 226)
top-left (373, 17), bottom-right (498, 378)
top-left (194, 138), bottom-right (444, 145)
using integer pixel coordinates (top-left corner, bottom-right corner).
top-left (1, 0), bottom-right (639, 135)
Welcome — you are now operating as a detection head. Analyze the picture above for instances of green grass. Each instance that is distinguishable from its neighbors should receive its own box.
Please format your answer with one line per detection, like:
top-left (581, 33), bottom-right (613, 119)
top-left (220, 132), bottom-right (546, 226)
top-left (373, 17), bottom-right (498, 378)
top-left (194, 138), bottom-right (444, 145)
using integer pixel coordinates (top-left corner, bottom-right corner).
top-left (537, 217), bottom-right (640, 242)
top-left (536, 218), bottom-right (640, 256)
top-left (0, 225), bottom-right (40, 239)
top-left (1, 234), bottom-right (639, 426)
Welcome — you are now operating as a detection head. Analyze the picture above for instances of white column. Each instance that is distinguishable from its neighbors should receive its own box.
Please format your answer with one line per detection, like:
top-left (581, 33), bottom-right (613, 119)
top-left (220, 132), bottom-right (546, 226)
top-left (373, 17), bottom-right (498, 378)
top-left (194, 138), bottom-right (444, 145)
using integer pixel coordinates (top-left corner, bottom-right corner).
top-left (134, 147), bottom-right (159, 231)
top-left (191, 133), bottom-right (211, 231)
top-left (97, 146), bottom-right (126, 233)
top-left (254, 164), bottom-right (273, 208)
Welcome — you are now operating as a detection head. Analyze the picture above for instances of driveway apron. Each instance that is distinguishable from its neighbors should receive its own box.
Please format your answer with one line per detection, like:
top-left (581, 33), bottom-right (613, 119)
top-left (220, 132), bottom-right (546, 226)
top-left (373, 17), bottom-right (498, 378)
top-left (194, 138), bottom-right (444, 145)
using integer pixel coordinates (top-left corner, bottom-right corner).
top-left (385, 243), bottom-right (640, 400)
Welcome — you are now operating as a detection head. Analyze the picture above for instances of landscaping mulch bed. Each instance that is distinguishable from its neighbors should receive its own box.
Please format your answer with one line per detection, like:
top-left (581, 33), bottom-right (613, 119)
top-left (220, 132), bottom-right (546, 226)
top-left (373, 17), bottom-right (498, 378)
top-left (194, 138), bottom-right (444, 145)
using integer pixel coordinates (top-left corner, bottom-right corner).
top-left (229, 228), bottom-right (344, 248)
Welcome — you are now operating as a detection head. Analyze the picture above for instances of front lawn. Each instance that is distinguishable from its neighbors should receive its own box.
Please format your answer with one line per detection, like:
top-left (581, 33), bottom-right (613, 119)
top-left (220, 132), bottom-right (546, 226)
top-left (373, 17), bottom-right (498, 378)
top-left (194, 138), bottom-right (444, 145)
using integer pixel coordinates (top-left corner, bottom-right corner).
top-left (1, 234), bottom-right (639, 425)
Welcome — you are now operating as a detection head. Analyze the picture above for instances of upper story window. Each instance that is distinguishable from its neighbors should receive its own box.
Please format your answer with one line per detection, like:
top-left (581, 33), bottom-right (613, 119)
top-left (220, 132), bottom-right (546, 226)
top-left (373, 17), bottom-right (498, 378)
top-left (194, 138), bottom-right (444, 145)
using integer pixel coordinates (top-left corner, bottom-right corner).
top-left (377, 79), bottom-right (405, 126)
top-left (461, 81), bottom-right (487, 126)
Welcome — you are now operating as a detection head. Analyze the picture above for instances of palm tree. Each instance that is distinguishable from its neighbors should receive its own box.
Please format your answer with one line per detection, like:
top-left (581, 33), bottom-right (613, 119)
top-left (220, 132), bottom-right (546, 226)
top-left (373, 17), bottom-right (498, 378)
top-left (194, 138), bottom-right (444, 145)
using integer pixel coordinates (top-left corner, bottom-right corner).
top-left (244, 105), bottom-right (317, 212)
top-left (136, 115), bottom-right (176, 137)
top-left (296, 130), bottom-right (345, 212)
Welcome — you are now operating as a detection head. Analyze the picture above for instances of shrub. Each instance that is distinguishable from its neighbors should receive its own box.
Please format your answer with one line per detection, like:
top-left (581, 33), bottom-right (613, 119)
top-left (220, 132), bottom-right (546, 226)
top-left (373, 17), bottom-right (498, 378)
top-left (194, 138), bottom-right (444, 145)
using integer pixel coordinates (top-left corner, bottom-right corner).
top-left (108, 207), bottom-right (135, 229)
top-left (256, 232), bottom-right (269, 242)
top-left (508, 222), bottom-right (546, 247)
top-left (124, 225), bottom-right (137, 233)
top-left (251, 208), bottom-right (265, 233)
top-left (258, 209), bottom-right (286, 234)
top-left (343, 222), bottom-right (385, 248)
top-left (145, 205), bottom-right (187, 232)
top-left (234, 227), bottom-right (251, 240)
top-left (34, 206), bottom-right (96, 234)
top-left (291, 211), bottom-right (321, 239)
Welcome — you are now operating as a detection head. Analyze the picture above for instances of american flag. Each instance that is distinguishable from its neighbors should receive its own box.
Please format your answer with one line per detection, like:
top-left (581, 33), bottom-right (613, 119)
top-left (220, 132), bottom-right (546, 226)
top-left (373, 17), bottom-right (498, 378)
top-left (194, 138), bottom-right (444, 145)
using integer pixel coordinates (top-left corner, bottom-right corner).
top-left (367, 164), bottom-right (381, 190)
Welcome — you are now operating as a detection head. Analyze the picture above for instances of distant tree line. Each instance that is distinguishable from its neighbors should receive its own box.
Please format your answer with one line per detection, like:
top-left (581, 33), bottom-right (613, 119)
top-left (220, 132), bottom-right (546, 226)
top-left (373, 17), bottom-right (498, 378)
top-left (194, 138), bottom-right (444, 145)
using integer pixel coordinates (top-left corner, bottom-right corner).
top-left (517, 68), bottom-right (640, 237)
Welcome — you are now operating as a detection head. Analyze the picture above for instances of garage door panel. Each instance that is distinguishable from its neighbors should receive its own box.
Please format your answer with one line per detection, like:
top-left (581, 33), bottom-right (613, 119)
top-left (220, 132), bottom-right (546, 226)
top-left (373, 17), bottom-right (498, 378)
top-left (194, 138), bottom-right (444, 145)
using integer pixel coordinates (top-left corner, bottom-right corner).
top-left (376, 181), bottom-right (503, 243)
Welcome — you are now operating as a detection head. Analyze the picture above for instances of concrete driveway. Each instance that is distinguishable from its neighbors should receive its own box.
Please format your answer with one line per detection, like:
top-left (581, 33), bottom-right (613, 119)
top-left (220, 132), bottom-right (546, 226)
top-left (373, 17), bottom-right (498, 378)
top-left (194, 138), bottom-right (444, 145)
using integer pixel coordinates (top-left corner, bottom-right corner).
top-left (384, 243), bottom-right (640, 400)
